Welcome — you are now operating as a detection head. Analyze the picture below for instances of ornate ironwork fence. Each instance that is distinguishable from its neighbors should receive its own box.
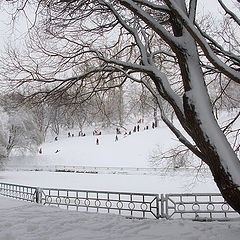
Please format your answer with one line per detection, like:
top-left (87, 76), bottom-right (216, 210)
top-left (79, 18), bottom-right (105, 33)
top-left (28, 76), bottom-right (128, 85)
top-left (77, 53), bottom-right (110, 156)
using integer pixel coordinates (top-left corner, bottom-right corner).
top-left (162, 193), bottom-right (239, 220)
top-left (0, 182), bottom-right (238, 220)
top-left (0, 182), bottom-right (39, 203)
top-left (40, 188), bottom-right (160, 219)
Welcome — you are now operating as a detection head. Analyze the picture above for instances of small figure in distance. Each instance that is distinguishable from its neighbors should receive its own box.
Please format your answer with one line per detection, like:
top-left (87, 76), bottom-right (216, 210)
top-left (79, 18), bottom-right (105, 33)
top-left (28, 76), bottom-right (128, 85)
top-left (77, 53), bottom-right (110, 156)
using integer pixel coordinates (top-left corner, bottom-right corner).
top-left (96, 138), bottom-right (99, 145)
top-left (115, 135), bottom-right (118, 142)
top-left (137, 125), bottom-right (140, 132)
top-left (39, 148), bottom-right (42, 154)
top-left (55, 136), bottom-right (58, 141)
top-left (55, 149), bottom-right (60, 153)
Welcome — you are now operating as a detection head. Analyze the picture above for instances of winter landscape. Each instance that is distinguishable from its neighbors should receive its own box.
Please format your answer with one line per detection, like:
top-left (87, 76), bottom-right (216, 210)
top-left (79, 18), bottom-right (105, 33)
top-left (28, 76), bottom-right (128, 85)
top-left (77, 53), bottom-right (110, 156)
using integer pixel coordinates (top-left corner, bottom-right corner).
top-left (1, 121), bottom-right (240, 239)
top-left (0, 0), bottom-right (240, 239)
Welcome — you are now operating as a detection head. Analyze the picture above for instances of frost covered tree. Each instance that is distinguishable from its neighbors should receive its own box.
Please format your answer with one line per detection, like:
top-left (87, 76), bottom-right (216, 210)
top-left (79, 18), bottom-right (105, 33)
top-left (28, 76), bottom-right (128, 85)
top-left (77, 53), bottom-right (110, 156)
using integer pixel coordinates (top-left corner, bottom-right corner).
top-left (6, 108), bottom-right (43, 156)
top-left (0, 108), bottom-right (9, 158)
top-left (0, 100), bottom-right (43, 157)
top-left (2, 0), bottom-right (240, 213)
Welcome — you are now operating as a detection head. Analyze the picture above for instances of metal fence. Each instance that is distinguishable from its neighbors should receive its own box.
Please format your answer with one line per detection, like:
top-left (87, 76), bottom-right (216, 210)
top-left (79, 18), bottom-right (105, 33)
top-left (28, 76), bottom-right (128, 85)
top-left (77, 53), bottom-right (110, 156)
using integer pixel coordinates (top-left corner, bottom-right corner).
top-left (40, 188), bottom-right (160, 219)
top-left (162, 193), bottom-right (239, 220)
top-left (1, 165), bottom-right (209, 175)
top-left (0, 182), bottom-right (38, 203)
top-left (0, 182), bottom-right (238, 220)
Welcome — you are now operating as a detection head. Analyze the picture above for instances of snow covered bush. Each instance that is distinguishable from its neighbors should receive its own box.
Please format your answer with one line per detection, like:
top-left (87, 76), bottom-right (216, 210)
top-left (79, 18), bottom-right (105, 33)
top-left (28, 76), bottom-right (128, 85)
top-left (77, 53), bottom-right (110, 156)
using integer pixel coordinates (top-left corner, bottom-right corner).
top-left (0, 106), bottom-right (43, 158)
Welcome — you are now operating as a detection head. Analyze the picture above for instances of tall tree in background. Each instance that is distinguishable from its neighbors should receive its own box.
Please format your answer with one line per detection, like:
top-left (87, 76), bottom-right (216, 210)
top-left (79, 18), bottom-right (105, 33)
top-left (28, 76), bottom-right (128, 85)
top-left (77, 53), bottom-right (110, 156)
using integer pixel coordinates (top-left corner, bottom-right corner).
top-left (1, 0), bottom-right (240, 213)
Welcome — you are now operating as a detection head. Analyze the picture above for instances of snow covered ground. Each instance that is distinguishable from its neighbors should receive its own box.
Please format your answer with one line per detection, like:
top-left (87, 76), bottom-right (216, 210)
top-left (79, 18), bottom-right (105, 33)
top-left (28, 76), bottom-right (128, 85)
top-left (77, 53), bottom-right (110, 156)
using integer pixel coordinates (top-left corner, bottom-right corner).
top-left (0, 170), bottom-right (218, 193)
top-left (1, 122), bottom-right (239, 239)
top-left (6, 123), bottom-right (179, 168)
top-left (1, 195), bottom-right (240, 240)
top-left (0, 123), bottom-right (217, 193)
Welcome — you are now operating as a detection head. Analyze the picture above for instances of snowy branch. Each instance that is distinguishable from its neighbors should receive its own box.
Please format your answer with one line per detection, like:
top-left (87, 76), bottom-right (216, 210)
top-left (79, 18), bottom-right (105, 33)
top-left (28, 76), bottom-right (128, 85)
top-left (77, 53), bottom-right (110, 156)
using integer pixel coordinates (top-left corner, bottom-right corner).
top-left (218, 0), bottom-right (240, 26)
top-left (164, 0), bottom-right (240, 84)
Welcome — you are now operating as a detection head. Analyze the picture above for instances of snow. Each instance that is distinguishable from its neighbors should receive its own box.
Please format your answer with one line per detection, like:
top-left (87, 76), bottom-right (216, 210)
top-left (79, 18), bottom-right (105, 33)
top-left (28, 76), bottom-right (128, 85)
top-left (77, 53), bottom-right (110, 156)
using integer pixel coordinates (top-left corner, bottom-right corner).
top-left (6, 125), bottom-right (178, 168)
top-left (0, 122), bottom-right (239, 239)
top-left (0, 123), bottom-right (218, 193)
top-left (186, 62), bottom-right (240, 186)
top-left (1, 195), bottom-right (240, 240)
top-left (0, 170), bottom-right (218, 193)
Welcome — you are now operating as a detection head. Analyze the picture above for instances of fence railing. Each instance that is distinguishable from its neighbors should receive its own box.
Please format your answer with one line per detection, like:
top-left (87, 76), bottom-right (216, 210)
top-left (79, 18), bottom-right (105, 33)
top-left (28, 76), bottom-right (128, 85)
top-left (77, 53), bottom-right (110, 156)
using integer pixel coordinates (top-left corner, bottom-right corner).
top-left (162, 193), bottom-right (238, 220)
top-left (0, 182), bottom-right (238, 220)
top-left (1, 165), bottom-right (209, 175)
top-left (0, 182), bottom-right (39, 203)
top-left (40, 188), bottom-right (160, 219)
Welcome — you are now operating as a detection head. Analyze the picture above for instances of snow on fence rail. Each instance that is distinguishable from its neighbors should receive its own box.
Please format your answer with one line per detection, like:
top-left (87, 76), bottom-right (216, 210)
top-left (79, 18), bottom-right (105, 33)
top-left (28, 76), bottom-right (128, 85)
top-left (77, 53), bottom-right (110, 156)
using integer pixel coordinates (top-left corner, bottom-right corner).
top-left (0, 182), bottom-right (238, 220)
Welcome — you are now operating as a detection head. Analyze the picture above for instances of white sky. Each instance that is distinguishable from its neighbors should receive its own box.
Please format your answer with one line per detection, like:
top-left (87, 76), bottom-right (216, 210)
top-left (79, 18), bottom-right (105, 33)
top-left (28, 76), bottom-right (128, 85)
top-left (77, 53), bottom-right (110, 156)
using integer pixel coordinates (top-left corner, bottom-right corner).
top-left (0, 0), bottom-right (238, 51)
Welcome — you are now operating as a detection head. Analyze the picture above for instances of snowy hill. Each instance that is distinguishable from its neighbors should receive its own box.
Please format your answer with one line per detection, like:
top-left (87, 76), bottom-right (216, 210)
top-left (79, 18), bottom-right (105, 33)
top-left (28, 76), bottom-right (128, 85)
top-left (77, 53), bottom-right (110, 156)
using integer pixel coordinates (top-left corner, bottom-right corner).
top-left (1, 119), bottom-right (239, 240)
top-left (6, 122), bottom-right (185, 168)
top-left (0, 122), bottom-right (219, 193)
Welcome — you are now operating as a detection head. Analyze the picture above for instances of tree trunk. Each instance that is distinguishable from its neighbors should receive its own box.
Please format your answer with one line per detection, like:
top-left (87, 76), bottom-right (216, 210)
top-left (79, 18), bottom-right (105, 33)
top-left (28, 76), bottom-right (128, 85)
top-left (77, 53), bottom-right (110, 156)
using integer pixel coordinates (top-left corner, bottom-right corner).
top-left (183, 94), bottom-right (240, 213)
top-left (209, 160), bottom-right (240, 213)
top-left (153, 107), bottom-right (158, 128)
top-left (166, 0), bottom-right (240, 214)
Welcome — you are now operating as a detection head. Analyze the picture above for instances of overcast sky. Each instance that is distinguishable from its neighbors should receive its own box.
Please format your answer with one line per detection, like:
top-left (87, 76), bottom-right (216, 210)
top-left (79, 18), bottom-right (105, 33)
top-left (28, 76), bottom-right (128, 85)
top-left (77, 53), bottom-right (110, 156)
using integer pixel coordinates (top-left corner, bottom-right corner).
top-left (0, 0), bottom-right (238, 51)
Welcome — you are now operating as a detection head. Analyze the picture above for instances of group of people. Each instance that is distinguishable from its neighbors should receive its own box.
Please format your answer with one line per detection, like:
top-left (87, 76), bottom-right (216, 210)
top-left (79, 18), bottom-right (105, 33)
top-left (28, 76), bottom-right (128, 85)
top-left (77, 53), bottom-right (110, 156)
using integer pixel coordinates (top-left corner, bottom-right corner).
top-left (113, 119), bottom-right (157, 143)
top-left (45, 119), bottom-right (157, 148)
top-left (93, 130), bottom-right (102, 136)
top-left (68, 131), bottom-right (86, 137)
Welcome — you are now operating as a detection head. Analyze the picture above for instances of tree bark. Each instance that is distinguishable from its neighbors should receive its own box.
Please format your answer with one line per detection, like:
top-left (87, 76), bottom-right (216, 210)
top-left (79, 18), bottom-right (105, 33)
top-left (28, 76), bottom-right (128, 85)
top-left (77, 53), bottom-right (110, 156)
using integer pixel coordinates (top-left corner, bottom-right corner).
top-left (165, 1), bottom-right (240, 213)
top-left (183, 94), bottom-right (240, 213)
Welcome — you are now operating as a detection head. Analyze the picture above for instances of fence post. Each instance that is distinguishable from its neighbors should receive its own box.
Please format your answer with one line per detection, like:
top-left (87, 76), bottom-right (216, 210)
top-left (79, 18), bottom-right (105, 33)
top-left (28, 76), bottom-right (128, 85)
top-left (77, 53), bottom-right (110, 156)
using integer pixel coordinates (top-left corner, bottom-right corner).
top-left (155, 194), bottom-right (160, 219)
top-left (160, 194), bottom-right (165, 218)
top-left (35, 188), bottom-right (43, 204)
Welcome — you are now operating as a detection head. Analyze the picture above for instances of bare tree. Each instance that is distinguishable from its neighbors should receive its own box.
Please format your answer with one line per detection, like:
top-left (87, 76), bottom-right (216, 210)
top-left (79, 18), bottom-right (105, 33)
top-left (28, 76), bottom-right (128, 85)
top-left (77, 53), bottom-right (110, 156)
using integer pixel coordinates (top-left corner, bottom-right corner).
top-left (2, 0), bottom-right (240, 213)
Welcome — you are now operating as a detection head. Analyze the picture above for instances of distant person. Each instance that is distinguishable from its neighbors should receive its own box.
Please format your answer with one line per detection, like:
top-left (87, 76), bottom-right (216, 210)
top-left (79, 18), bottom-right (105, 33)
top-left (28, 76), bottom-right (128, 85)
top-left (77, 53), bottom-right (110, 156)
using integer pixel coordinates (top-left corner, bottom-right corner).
top-left (96, 138), bottom-right (99, 145)
top-left (39, 148), bottom-right (42, 154)
top-left (55, 136), bottom-right (58, 141)
top-left (152, 122), bottom-right (155, 129)
top-left (68, 132), bottom-right (71, 137)
top-left (115, 135), bottom-right (118, 142)
top-left (137, 125), bottom-right (140, 132)
top-left (116, 128), bottom-right (121, 134)
top-left (55, 149), bottom-right (60, 153)
top-left (133, 126), bottom-right (136, 133)
top-left (129, 131), bottom-right (131, 135)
